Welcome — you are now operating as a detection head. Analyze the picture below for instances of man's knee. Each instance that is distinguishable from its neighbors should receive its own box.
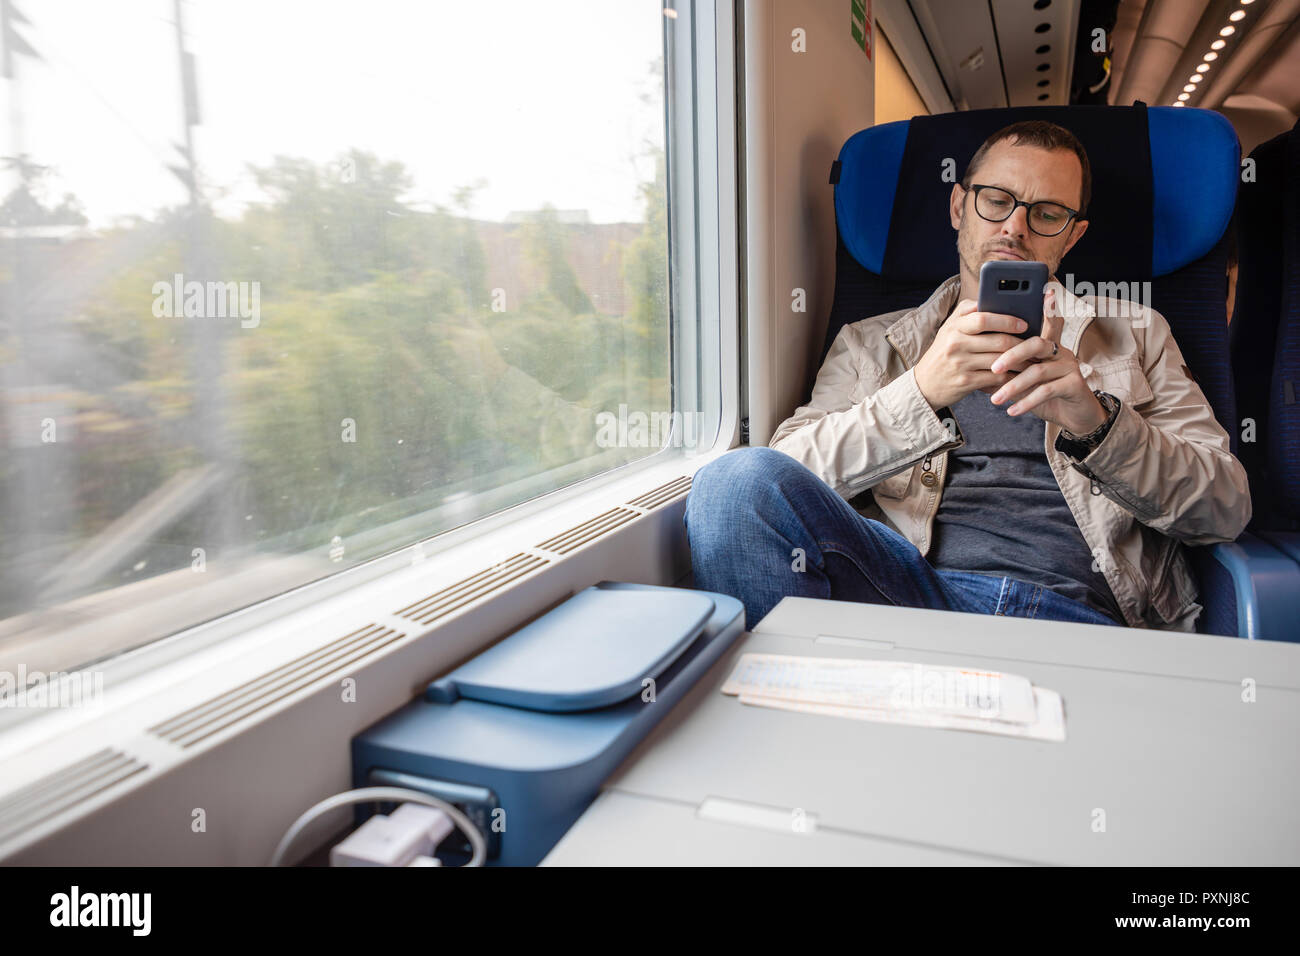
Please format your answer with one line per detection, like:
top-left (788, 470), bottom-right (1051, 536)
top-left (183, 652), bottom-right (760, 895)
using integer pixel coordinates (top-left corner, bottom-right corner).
top-left (691, 446), bottom-right (811, 495)
top-left (686, 447), bottom-right (809, 523)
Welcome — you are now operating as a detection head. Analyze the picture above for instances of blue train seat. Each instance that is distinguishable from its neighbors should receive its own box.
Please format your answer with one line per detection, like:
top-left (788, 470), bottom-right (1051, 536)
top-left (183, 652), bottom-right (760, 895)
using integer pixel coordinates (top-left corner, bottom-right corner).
top-left (825, 104), bottom-right (1300, 640)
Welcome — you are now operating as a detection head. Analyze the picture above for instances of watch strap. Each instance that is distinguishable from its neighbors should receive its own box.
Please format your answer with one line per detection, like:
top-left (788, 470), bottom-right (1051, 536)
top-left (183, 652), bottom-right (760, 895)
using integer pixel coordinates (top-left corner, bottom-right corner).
top-left (1056, 390), bottom-right (1120, 460)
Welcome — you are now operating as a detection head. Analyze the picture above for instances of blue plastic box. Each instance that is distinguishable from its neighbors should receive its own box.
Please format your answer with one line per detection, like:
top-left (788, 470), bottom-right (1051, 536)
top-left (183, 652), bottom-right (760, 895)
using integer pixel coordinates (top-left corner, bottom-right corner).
top-left (351, 581), bottom-right (744, 865)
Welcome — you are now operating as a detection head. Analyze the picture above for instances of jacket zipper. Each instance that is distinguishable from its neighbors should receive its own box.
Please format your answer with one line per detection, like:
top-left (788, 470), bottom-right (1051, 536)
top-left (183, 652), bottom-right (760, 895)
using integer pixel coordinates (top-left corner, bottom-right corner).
top-left (918, 450), bottom-right (946, 555)
top-left (844, 453), bottom-right (922, 492)
top-left (1072, 458), bottom-right (1161, 521)
top-left (1056, 312), bottom-right (1139, 505)
top-left (1078, 463), bottom-right (1103, 496)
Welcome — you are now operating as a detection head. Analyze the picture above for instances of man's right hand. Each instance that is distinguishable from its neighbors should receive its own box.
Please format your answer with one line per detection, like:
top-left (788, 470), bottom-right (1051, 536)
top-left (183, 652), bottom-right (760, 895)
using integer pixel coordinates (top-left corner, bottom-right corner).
top-left (913, 299), bottom-right (1027, 410)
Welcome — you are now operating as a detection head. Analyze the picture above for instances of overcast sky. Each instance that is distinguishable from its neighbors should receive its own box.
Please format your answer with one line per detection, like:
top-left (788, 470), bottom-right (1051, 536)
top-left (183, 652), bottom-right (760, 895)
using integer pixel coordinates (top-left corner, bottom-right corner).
top-left (1, 0), bottom-right (668, 227)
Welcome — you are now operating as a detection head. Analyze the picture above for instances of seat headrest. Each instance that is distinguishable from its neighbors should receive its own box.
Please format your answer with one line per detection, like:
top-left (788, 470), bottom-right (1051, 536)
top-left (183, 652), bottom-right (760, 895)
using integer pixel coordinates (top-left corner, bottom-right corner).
top-left (834, 105), bottom-right (1239, 283)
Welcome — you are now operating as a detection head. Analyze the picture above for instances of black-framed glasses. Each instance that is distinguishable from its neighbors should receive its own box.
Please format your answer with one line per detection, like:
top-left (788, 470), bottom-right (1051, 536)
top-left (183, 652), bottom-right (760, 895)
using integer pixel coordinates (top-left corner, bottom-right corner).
top-left (967, 184), bottom-right (1079, 237)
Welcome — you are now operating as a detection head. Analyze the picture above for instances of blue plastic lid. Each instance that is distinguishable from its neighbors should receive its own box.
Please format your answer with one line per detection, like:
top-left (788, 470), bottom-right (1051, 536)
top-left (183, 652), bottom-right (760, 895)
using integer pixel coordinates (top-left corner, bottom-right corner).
top-left (425, 583), bottom-right (716, 712)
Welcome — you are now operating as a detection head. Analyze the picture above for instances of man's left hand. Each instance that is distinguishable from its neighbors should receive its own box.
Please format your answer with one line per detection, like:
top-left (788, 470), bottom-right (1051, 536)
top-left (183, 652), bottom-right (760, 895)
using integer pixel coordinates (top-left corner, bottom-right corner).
top-left (988, 290), bottom-right (1108, 436)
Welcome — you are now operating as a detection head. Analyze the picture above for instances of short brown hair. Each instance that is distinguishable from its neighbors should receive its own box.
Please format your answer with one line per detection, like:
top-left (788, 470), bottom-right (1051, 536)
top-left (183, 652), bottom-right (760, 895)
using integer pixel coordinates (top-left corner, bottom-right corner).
top-left (960, 121), bottom-right (1092, 219)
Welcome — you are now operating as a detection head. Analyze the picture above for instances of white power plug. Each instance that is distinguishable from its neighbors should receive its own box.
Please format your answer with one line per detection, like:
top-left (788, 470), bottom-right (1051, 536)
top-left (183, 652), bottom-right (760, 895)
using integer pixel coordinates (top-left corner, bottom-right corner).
top-left (330, 803), bottom-right (456, 867)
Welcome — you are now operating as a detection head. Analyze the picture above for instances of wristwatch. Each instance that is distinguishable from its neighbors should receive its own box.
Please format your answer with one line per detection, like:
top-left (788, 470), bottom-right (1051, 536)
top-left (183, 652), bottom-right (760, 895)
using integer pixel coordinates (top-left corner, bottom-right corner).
top-left (1055, 390), bottom-right (1121, 461)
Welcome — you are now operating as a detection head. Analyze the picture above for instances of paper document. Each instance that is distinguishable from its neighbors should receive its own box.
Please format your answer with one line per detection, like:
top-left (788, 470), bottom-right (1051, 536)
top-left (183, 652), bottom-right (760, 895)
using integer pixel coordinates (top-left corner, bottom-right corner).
top-left (721, 653), bottom-right (1065, 742)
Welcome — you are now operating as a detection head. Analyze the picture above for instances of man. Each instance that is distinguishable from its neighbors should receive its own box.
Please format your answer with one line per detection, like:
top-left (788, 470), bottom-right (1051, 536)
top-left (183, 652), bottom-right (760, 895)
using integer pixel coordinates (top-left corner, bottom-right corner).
top-left (686, 121), bottom-right (1250, 630)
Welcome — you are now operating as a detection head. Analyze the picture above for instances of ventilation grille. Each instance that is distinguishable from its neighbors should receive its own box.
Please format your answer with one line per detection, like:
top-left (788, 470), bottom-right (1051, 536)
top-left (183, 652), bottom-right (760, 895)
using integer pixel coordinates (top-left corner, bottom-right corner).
top-left (536, 506), bottom-right (642, 554)
top-left (393, 475), bottom-right (692, 626)
top-left (149, 623), bottom-right (405, 748)
top-left (0, 748), bottom-right (147, 847)
top-left (626, 475), bottom-right (692, 510)
top-left (395, 552), bottom-right (549, 624)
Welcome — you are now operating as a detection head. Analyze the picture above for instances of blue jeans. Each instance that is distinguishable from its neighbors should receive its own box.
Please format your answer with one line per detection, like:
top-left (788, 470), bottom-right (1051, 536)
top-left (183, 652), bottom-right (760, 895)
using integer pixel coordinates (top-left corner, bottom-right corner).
top-left (684, 447), bottom-right (1122, 630)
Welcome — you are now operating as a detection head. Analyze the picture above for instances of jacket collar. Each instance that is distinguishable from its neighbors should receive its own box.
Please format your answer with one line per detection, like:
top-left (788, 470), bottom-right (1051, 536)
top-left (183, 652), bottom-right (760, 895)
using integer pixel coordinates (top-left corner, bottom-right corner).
top-left (884, 274), bottom-right (1098, 368)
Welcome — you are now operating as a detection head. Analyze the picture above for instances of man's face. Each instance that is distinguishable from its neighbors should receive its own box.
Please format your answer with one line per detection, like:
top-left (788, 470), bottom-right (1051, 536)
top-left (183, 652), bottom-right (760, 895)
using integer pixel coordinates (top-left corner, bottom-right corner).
top-left (949, 141), bottom-right (1090, 286)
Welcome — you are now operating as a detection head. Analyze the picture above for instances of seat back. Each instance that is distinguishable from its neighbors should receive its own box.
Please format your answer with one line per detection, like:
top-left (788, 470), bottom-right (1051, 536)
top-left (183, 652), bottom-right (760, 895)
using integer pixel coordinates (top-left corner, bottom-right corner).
top-left (1269, 120), bottom-right (1300, 529)
top-left (1230, 125), bottom-right (1289, 528)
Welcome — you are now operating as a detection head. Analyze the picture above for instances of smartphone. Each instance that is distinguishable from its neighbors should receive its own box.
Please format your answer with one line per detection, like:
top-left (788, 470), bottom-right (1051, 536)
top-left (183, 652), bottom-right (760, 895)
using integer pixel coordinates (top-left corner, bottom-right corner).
top-left (977, 260), bottom-right (1048, 338)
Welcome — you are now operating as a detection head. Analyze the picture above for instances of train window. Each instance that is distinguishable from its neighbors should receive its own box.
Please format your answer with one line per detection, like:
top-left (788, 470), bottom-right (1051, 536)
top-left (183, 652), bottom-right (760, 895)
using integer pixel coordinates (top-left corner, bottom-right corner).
top-left (0, 1), bottom-right (717, 682)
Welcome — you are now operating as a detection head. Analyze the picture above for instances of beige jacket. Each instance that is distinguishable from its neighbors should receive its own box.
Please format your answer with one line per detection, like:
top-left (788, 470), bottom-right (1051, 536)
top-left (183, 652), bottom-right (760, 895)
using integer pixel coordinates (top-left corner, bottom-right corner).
top-left (769, 275), bottom-right (1252, 631)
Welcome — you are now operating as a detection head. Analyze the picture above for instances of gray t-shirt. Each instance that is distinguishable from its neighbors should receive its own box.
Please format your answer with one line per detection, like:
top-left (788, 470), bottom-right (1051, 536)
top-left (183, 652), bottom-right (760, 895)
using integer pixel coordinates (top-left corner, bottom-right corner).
top-left (928, 388), bottom-right (1124, 624)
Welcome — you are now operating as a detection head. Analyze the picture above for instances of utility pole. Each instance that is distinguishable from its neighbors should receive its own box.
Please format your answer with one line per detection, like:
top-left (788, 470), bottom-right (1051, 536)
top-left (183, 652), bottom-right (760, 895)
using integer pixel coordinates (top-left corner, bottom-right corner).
top-left (171, 0), bottom-right (237, 562)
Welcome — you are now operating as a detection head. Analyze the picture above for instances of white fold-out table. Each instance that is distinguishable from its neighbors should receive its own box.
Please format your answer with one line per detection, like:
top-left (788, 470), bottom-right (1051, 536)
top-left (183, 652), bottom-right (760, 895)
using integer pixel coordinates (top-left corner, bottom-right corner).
top-left (543, 598), bottom-right (1300, 865)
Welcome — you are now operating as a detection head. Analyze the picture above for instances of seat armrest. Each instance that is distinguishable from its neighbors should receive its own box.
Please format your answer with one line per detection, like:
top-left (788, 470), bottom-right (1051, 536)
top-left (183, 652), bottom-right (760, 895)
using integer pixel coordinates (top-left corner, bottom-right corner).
top-left (1190, 533), bottom-right (1300, 641)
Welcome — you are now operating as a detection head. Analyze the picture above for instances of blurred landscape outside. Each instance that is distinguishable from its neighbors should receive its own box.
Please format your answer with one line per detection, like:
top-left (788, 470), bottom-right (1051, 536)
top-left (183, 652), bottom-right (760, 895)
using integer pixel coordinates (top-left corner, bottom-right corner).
top-left (0, 1), bottom-right (679, 678)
